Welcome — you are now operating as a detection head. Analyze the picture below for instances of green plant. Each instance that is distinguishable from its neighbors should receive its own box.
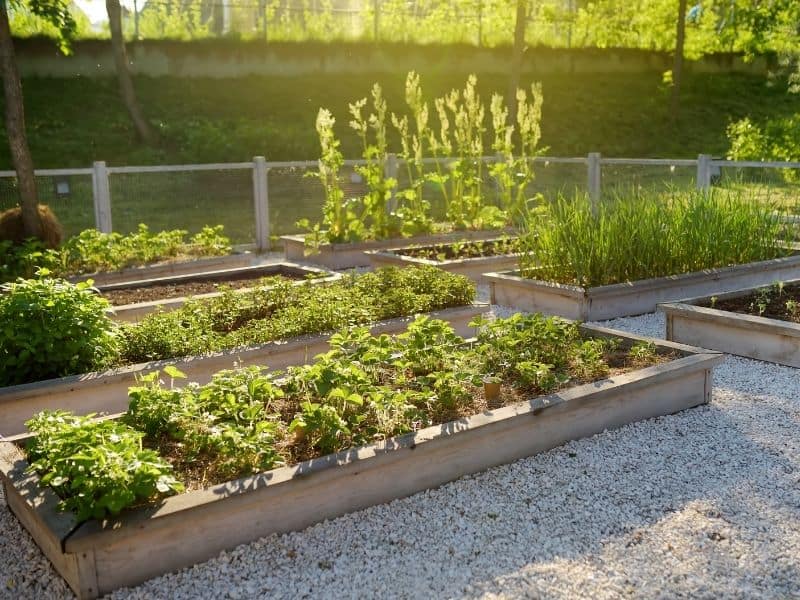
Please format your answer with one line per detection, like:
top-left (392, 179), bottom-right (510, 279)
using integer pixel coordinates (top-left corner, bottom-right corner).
top-left (189, 225), bottom-right (233, 256)
top-left (0, 238), bottom-right (60, 281)
top-left (786, 298), bottom-right (799, 321)
top-left (297, 108), bottom-right (354, 245)
top-left (117, 266), bottom-right (475, 364)
top-left (127, 366), bottom-right (285, 479)
top-left (437, 75), bottom-right (495, 229)
top-left (519, 188), bottom-right (790, 287)
top-left (0, 225), bottom-right (233, 283)
top-left (391, 72), bottom-right (435, 237)
top-left (628, 341), bottom-right (658, 364)
top-left (350, 83), bottom-right (401, 239)
top-left (752, 286), bottom-right (773, 316)
top-left (25, 410), bottom-right (183, 521)
top-left (0, 274), bottom-right (120, 386)
top-left (489, 82), bottom-right (546, 223)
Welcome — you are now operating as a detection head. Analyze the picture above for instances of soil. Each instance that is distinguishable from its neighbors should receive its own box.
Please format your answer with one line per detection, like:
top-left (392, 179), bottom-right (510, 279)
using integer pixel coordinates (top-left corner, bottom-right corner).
top-left (700, 282), bottom-right (800, 323)
top-left (102, 273), bottom-right (298, 305)
top-left (396, 238), bottom-right (519, 261)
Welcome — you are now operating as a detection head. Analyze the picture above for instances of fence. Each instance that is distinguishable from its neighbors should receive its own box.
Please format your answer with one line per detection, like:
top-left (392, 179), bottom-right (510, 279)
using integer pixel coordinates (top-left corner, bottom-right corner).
top-left (1, 154), bottom-right (798, 249)
top-left (121, 0), bottom-right (583, 48)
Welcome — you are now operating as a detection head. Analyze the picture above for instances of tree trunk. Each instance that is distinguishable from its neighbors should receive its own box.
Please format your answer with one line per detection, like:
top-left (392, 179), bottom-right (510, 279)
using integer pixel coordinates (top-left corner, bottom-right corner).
top-left (0, 0), bottom-right (42, 238)
top-left (671, 0), bottom-right (688, 118)
top-left (508, 0), bottom-right (527, 123)
top-left (106, 0), bottom-right (158, 145)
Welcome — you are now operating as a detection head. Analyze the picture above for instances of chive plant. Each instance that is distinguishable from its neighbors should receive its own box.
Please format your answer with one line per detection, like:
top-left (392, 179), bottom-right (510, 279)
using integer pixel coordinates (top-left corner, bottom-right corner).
top-left (518, 188), bottom-right (791, 287)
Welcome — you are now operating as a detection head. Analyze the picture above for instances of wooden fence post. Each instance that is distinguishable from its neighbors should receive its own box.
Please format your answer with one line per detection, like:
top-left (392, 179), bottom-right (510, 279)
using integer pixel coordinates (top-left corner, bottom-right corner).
top-left (92, 161), bottom-right (113, 233)
top-left (253, 156), bottom-right (270, 251)
top-left (587, 152), bottom-right (601, 213)
top-left (697, 154), bottom-right (712, 190)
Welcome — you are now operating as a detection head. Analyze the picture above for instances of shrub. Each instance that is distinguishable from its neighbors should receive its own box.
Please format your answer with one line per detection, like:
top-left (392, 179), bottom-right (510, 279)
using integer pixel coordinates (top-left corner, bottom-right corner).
top-left (0, 275), bottom-right (120, 386)
top-left (727, 115), bottom-right (800, 183)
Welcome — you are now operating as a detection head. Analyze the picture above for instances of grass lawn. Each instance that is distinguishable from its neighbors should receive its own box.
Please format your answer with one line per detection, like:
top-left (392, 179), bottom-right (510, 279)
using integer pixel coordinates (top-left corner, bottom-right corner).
top-left (3, 71), bottom-right (798, 167)
top-left (0, 70), bottom-right (797, 242)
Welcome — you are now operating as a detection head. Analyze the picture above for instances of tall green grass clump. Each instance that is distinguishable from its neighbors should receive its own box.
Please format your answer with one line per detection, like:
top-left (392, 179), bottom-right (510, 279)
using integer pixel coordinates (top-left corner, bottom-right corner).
top-left (519, 188), bottom-right (791, 287)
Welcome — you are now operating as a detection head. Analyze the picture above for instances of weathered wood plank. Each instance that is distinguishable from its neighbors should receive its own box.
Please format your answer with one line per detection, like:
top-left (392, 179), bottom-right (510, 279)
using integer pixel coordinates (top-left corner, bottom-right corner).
top-left (662, 303), bottom-right (800, 367)
top-left (107, 263), bottom-right (339, 323)
top-left (486, 253), bottom-right (800, 320)
top-left (69, 252), bottom-right (258, 287)
top-left (282, 230), bottom-right (510, 269)
top-left (0, 442), bottom-right (87, 597)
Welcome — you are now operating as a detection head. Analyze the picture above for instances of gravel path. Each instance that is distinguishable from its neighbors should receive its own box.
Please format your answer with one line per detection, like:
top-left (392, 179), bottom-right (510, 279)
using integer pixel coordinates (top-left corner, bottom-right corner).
top-left (2, 311), bottom-right (800, 599)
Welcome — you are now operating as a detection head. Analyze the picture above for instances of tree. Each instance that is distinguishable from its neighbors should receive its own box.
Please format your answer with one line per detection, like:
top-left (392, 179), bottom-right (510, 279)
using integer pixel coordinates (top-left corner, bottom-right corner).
top-left (670, 0), bottom-right (687, 118)
top-left (0, 0), bottom-right (73, 239)
top-left (106, 0), bottom-right (157, 145)
top-left (508, 0), bottom-right (527, 123)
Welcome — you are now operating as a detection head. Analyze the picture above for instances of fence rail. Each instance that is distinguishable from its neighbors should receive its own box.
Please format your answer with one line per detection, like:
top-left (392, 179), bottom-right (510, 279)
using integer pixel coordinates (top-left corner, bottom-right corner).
top-left (1, 153), bottom-right (797, 250)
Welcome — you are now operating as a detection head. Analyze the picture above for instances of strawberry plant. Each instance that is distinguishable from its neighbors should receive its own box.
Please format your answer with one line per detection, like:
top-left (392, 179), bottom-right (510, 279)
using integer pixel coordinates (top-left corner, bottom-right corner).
top-left (0, 224), bottom-right (232, 283)
top-left (25, 410), bottom-right (183, 522)
top-left (25, 313), bottom-right (668, 520)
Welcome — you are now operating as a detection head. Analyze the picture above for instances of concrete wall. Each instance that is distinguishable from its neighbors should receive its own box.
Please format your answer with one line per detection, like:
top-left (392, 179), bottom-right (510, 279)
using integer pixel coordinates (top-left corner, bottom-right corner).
top-left (14, 38), bottom-right (773, 78)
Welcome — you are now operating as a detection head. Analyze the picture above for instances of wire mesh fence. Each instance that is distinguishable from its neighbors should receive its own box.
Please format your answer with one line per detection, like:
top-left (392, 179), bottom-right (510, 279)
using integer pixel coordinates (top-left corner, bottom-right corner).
top-left (3, 156), bottom-right (799, 250)
top-left (599, 163), bottom-right (697, 198)
top-left (0, 173), bottom-right (95, 238)
top-left (715, 165), bottom-right (800, 212)
top-left (108, 167), bottom-right (256, 244)
top-left (122, 0), bottom-right (579, 48)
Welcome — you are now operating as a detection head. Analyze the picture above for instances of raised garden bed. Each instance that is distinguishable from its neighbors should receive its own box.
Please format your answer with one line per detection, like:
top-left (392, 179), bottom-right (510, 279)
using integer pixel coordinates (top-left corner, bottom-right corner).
top-left (365, 237), bottom-right (520, 282)
top-left (0, 303), bottom-right (487, 438)
top-left (660, 280), bottom-right (800, 367)
top-left (69, 251), bottom-right (259, 287)
top-left (0, 319), bottom-right (721, 599)
top-left (486, 254), bottom-right (800, 321)
top-left (100, 263), bottom-right (338, 322)
top-left (282, 230), bottom-right (510, 270)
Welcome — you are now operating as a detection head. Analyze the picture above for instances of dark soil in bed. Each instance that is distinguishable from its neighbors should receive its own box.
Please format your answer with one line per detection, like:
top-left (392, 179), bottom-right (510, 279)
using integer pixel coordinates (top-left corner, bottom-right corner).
top-left (395, 238), bottom-right (520, 261)
top-left (102, 274), bottom-right (297, 305)
top-left (701, 282), bottom-right (800, 323)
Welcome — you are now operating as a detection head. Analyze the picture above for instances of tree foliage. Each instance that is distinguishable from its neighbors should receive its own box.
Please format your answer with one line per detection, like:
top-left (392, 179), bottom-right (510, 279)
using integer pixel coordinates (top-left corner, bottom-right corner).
top-left (7, 0), bottom-right (75, 49)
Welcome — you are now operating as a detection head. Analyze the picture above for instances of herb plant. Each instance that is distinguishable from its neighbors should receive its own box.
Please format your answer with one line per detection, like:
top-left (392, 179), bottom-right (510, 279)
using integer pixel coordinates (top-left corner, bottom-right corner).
top-left (0, 274), bottom-right (120, 386)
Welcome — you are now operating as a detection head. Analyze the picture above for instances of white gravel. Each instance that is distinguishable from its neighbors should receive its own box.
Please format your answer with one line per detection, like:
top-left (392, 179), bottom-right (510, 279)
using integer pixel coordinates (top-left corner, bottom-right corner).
top-left (3, 311), bottom-right (800, 599)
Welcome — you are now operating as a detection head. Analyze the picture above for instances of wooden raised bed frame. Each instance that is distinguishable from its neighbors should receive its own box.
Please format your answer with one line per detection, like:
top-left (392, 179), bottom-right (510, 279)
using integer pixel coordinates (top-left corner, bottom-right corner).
top-left (485, 253), bottom-right (800, 321)
top-left (281, 230), bottom-right (510, 270)
top-left (660, 282), bottom-right (800, 367)
top-left (103, 262), bottom-right (338, 323)
top-left (0, 304), bottom-right (488, 438)
top-left (0, 326), bottom-right (722, 599)
top-left (69, 251), bottom-right (260, 287)
top-left (365, 237), bottom-right (520, 283)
